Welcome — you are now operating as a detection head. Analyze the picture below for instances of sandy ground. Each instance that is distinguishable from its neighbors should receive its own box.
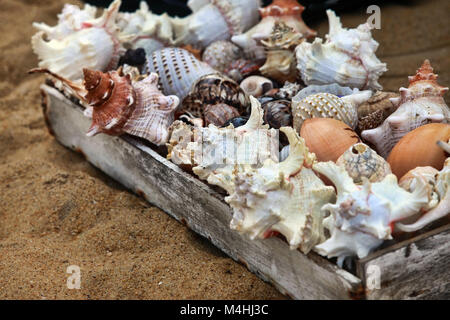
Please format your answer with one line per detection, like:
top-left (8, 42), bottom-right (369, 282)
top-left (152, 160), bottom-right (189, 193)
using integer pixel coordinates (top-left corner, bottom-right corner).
top-left (0, 0), bottom-right (448, 299)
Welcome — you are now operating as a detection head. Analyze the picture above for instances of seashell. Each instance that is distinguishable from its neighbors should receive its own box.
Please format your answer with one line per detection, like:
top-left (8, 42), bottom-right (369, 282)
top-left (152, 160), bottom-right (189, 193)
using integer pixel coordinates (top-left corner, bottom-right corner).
top-left (387, 123), bottom-right (450, 179)
top-left (292, 90), bottom-right (372, 131)
top-left (31, 0), bottom-right (125, 80)
top-left (437, 139), bottom-right (450, 154)
top-left (279, 145), bottom-right (289, 162)
top-left (294, 84), bottom-right (356, 101)
top-left (313, 161), bottom-right (429, 266)
top-left (259, 22), bottom-right (303, 83)
top-left (357, 91), bottom-right (398, 119)
top-left (172, 0), bottom-right (261, 49)
top-left (274, 81), bottom-right (301, 100)
top-left (300, 118), bottom-right (360, 163)
top-left (166, 120), bottom-right (200, 166)
top-left (396, 158), bottom-right (450, 232)
top-left (204, 103), bottom-right (240, 127)
top-left (262, 99), bottom-right (292, 129)
top-left (336, 143), bottom-right (391, 184)
top-left (357, 109), bottom-right (385, 132)
top-left (361, 60), bottom-right (450, 158)
top-left (202, 40), bottom-right (243, 73)
top-left (223, 58), bottom-right (261, 82)
top-left (221, 116), bottom-right (249, 128)
top-left (225, 127), bottom-right (335, 253)
top-left (240, 76), bottom-right (273, 98)
top-left (231, 0), bottom-right (316, 62)
top-left (399, 166), bottom-right (440, 212)
top-left (146, 47), bottom-right (217, 100)
top-left (295, 10), bottom-right (387, 90)
top-left (123, 73), bottom-right (180, 146)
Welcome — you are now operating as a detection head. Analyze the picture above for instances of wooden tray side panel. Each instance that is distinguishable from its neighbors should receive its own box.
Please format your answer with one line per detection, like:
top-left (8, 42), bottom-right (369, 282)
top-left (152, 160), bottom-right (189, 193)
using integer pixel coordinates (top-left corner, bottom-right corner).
top-left (42, 85), bottom-right (362, 300)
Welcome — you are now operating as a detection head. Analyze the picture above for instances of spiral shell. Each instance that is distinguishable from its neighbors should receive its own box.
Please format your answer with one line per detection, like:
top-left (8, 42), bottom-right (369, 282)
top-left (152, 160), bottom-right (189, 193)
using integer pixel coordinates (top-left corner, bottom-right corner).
top-left (262, 100), bottom-right (292, 129)
top-left (240, 76), bottom-right (273, 98)
top-left (204, 103), bottom-right (240, 127)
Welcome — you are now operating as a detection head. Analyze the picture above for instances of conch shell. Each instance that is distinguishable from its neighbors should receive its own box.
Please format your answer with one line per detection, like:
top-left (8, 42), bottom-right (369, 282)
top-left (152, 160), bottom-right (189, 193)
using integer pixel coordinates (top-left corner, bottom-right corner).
top-left (313, 161), bottom-right (429, 266)
top-left (225, 127), bottom-right (335, 253)
top-left (295, 10), bottom-right (387, 90)
top-left (31, 0), bottom-right (126, 80)
top-left (362, 60), bottom-right (450, 158)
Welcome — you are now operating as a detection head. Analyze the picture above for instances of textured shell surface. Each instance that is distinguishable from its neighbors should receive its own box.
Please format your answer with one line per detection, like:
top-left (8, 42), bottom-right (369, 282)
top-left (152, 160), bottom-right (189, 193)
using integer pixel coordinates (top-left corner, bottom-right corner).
top-left (166, 120), bottom-right (201, 166)
top-left (225, 126), bottom-right (335, 253)
top-left (362, 60), bottom-right (450, 158)
top-left (146, 48), bottom-right (216, 101)
top-left (397, 158), bottom-right (450, 232)
top-left (313, 161), bottom-right (428, 266)
top-left (336, 143), bottom-right (391, 184)
top-left (223, 59), bottom-right (261, 82)
top-left (357, 91), bottom-right (398, 119)
top-left (173, 0), bottom-right (261, 49)
top-left (262, 99), bottom-right (292, 129)
top-left (274, 81), bottom-right (302, 100)
top-left (293, 84), bottom-right (356, 101)
top-left (295, 10), bottom-right (387, 90)
top-left (292, 90), bottom-right (372, 131)
top-left (31, 0), bottom-right (125, 80)
top-left (231, 0), bottom-right (316, 62)
top-left (123, 73), bottom-right (180, 146)
top-left (204, 103), bottom-right (240, 127)
top-left (202, 40), bottom-right (243, 73)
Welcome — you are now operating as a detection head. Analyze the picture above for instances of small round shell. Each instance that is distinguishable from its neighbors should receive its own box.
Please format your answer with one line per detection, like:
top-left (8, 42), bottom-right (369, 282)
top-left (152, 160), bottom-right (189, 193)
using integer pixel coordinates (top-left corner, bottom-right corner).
top-left (204, 103), bottom-right (240, 127)
top-left (240, 76), bottom-right (273, 98)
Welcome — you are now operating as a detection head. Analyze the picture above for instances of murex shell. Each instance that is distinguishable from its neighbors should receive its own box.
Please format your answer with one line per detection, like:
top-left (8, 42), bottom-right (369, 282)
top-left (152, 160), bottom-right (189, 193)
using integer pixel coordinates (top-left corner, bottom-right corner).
top-left (32, 0), bottom-right (125, 80)
top-left (295, 10), bottom-right (387, 90)
top-left (362, 60), bottom-right (450, 158)
top-left (313, 161), bottom-right (429, 266)
top-left (336, 143), bottom-right (392, 184)
top-left (292, 90), bottom-right (372, 131)
top-left (225, 127), bottom-right (336, 253)
top-left (231, 0), bottom-right (316, 62)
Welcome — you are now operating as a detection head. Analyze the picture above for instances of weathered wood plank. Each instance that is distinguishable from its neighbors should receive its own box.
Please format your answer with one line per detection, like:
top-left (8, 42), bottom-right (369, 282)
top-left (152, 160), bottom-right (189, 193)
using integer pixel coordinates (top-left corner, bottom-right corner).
top-left (41, 84), bottom-right (362, 300)
top-left (357, 224), bottom-right (450, 300)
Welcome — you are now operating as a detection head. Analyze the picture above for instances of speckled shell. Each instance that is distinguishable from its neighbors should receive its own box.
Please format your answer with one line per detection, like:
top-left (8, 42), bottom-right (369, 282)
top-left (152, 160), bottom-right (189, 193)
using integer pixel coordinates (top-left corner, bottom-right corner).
top-left (357, 91), bottom-right (398, 119)
top-left (31, 0), bottom-right (125, 80)
top-left (336, 143), bottom-right (391, 184)
top-left (313, 161), bottom-right (429, 266)
top-left (262, 99), bottom-right (292, 129)
top-left (123, 73), bottom-right (180, 146)
top-left (292, 91), bottom-right (372, 131)
top-left (202, 40), bottom-right (243, 73)
top-left (146, 47), bottom-right (217, 101)
top-left (295, 10), bottom-right (387, 90)
top-left (225, 127), bottom-right (335, 253)
top-left (357, 109), bottom-right (385, 132)
top-left (362, 60), bottom-right (450, 158)
top-left (204, 103), bottom-right (240, 127)
top-left (240, 76), bottom-right (273, 98)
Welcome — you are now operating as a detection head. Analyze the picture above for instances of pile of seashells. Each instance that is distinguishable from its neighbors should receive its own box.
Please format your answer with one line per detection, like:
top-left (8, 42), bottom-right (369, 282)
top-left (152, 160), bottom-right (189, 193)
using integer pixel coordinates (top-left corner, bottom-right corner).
top-left (30, 0), bottom-right (449, 267)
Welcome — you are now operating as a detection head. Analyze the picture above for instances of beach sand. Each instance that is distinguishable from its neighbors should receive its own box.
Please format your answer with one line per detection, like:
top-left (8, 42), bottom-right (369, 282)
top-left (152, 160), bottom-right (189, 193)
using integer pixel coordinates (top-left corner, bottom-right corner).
top-left (0, 0), bottom-right (448, 299)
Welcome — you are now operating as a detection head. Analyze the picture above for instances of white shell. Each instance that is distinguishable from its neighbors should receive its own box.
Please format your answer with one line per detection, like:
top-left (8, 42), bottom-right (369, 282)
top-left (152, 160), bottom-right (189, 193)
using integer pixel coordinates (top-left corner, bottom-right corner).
top-left (31, 0), bottom-right (124, 80)
top-left (295, 10), bottom-right (387, 90)
top-left (225, 127), bottom-right (335, 253)
top-left (294, 84), bottom-right (356, 101)
top-left (240, 76), bottom-right (273, 97)
top-left (313, 161), bottom-right (429, 266)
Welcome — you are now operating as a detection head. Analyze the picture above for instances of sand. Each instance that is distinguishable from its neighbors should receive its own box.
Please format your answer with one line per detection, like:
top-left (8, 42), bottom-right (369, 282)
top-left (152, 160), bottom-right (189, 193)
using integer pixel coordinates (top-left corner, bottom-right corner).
top-left (0, 0), bottom-right (448, 300)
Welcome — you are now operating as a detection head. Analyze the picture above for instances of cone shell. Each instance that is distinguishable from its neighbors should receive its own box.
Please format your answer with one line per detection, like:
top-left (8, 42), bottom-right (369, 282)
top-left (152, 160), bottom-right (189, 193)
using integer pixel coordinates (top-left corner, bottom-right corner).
top-left (300, 118), bottom-right (360, 162)
top-left (387, 123), bottom-right (450, 179)
top-left (336, 143), bottom-right (391, 184)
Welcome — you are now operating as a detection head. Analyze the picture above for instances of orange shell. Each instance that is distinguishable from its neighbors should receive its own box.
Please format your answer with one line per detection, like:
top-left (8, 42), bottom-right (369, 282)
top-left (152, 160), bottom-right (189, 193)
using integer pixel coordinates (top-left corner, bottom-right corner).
top-left (388, 123), bottom-right (450, 179)
top-left (260, 0), bottom-right (305, 18)
top-left (300, 118), bottom-right (360, 162)
top-left (406, 59), bottom-right (448, 97)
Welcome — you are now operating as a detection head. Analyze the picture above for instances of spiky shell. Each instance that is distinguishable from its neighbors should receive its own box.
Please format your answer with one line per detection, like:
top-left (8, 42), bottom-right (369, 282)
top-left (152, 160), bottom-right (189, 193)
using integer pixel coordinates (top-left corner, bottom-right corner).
top-left (202, 40), bottom-right (243, 73)
top-left (274, 81), bottom-right (301, 100)
top-left (295, 10), bottom-right (387, 90)
top-left (172, 0), bottom-right (261, 49)
top-left (313, 161), bottom-right (429, 266)
top-left (225, 127), bottom-right (335, 253)
top-left (122, 73), bottom-right (180, 146)
top-left (362, 60), bottom-right (450, 158)
top-left (336, 143), bottom-right (391, 184)
top-left (31, 0), bottom-right (124, 80)
top-left (292, 90), bottom-right (372, 131)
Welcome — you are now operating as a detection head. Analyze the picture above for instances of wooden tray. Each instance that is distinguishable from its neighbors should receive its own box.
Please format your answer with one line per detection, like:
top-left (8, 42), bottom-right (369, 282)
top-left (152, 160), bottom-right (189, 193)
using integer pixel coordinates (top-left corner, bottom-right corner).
top-left (40, 84), bottom-right (450, 300)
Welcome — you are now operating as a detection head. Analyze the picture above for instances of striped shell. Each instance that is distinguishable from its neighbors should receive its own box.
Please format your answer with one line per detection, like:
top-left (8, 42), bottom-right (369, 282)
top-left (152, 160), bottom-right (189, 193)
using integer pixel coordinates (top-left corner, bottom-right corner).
top-left (336, 143), bottom-right (392, 184)
top-left (204, 103), bottom-right (240, 127)
top-left (262, 100), bottom-right (292, 129)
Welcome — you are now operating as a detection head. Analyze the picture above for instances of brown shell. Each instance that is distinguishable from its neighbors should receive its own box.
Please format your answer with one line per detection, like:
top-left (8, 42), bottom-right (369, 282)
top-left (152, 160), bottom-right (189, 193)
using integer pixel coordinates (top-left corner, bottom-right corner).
top-left (357, 91), bottom-right (398, 119)
top-left (204, 103), bottom-right (240, 127)
top-left (387, 123), bottom-right (450, 179)
top-left (182, 74), bottom-right (249, 119)
top-left (357, 109), bottom-right (384, 132)
top-left (300, 118), bottom-right (360, 162)
top-left (262, 99), bottom-right (292, 129)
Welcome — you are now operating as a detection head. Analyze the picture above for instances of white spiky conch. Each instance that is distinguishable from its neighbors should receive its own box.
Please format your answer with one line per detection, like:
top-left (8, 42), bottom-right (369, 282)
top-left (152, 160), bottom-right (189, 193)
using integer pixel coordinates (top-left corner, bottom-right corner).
top-left (362, 60), bottom-right (450, 158)
top-left (295, 9), bottom-right (387, 90)
top-left (31, 0), bottom-right (127, 80)
top-left (224, 125), bottom-right (335, 253)
top-left (312, 161), bottom-right (429, 266)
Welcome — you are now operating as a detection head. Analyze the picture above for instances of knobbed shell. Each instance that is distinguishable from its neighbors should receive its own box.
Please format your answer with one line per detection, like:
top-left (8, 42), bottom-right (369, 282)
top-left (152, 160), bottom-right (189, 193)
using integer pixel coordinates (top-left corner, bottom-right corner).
top-left (292, 90), bottom-right (372, 131)
top-left (362, 60), bottom-right (450, 158)
top-left (240, 76), bottom-right (273, 98)
top-left (313, 161), bottom-right (428, 266)
top-left (295, 10), bottom-right (387, 90)
top-left (262, 100), bottom-right (292, 129)
top-left (387, 123), bottom-right (450, 179)
top-left (336, 143), bottom-right (391, 184)
top-left (300, 118), bottom-right (360, 162)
